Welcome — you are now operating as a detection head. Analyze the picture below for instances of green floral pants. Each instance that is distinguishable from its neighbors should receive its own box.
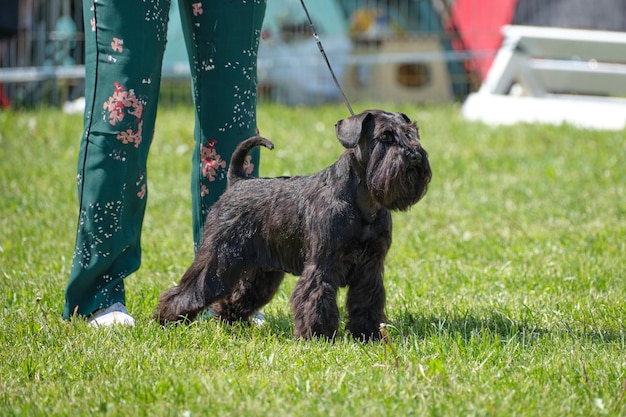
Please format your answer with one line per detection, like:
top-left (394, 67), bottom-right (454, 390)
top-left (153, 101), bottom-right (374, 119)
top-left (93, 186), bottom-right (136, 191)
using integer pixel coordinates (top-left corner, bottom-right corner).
top-left (63, 0), bottom-right (266, 319)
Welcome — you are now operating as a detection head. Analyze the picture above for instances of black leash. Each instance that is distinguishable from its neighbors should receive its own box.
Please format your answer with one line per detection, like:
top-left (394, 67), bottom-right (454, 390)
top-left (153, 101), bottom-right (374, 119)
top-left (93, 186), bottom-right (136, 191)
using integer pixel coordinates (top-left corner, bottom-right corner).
top-left (299, 0), bottom-right (355, 116)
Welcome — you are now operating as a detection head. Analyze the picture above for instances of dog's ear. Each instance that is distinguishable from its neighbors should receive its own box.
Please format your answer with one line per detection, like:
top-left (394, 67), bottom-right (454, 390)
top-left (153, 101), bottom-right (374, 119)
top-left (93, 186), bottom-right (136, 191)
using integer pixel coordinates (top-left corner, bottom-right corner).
top-left (335, 112), bottom-right (375, 149)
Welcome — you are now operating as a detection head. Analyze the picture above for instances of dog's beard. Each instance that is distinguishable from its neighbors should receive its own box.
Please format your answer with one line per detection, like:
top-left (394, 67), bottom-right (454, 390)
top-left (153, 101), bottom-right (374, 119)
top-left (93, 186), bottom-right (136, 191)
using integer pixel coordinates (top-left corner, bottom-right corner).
top-left (366, 147), bottom-right (431, 211)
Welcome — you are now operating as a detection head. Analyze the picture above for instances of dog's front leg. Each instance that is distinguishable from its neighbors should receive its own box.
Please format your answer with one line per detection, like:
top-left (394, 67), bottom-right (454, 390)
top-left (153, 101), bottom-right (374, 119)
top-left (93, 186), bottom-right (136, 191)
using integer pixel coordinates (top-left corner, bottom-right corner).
top-left (345, 260), bottom-right (386, 341)
top-left (290, 263), bottom-right (340, 340)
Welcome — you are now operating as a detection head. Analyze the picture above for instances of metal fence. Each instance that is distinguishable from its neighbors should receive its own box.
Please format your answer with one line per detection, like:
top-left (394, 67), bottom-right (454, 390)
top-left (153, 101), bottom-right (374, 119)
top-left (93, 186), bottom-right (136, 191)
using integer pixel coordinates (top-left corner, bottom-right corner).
top-left (0, 0), bottom-right (85, 108)
top-left (1, 0), bottom-right (477, 109)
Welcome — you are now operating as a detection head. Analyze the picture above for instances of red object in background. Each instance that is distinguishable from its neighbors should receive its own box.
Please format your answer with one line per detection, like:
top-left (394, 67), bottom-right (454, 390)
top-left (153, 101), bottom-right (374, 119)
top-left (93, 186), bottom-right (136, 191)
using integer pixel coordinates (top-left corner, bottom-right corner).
top-left (448, 0), bottom-right (518, 81)
top-left (0, 84), bottom-right (10, 109)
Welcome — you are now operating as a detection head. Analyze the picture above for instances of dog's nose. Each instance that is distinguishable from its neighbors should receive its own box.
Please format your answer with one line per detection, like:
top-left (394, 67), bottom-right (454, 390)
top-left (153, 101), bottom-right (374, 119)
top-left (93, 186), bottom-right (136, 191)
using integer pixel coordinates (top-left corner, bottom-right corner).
top-left (407, 150), bottom-right (422, 165)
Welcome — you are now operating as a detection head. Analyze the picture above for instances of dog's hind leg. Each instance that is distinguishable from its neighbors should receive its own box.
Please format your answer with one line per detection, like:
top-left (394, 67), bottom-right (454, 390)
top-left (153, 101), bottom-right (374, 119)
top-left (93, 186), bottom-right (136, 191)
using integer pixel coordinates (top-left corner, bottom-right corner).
top-left (154, 251), bottom-right (237, 324)
top-left (153, 266), bottom-right (226, 324)
top-left (211, 269), bottom-right (284, 323)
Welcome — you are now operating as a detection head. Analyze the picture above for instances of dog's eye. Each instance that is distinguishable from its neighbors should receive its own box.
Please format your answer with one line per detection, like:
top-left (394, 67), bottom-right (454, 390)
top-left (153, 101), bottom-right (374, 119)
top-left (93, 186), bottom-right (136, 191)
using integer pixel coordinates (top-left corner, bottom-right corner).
top-left (379, 132), bottom-right (393, 143)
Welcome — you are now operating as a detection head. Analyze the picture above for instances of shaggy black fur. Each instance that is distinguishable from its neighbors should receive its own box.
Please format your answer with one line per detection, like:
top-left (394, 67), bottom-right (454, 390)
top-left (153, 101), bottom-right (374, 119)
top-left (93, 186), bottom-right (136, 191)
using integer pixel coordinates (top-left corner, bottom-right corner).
top-left (154, 110), bottom-right (431, 341)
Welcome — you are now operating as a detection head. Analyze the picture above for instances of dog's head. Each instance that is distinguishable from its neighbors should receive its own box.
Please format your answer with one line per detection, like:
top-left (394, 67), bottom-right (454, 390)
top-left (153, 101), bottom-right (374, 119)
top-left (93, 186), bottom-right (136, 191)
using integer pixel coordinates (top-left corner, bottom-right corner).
top-left (335, 110), bottom-right (431, 211)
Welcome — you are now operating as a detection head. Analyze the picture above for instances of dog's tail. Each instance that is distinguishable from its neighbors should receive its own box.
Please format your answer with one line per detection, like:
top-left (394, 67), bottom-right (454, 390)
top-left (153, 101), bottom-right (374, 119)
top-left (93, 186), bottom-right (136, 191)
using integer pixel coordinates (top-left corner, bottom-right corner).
top-left (228, 136), bottom-right (274, 186)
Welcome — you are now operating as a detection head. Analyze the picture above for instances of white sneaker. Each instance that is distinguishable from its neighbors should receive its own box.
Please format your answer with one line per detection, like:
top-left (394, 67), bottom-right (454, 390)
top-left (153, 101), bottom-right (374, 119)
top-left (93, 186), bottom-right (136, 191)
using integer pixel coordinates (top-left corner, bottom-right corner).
top-left (251, 311), bottom-right (266, 327)
top-left (88, 302), bottom-right (135, 327)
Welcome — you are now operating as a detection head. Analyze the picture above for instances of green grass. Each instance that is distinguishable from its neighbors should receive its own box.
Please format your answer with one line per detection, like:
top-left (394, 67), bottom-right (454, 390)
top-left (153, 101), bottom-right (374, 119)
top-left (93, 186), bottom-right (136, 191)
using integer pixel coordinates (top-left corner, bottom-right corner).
top-left (1, 103), bottom-right (625, 416)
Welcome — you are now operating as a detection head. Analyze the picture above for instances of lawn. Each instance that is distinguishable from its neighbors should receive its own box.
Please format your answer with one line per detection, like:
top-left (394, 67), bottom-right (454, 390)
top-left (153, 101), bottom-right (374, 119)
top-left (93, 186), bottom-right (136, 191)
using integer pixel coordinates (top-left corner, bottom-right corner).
top-left (0, 103), bottom-right (624, 416)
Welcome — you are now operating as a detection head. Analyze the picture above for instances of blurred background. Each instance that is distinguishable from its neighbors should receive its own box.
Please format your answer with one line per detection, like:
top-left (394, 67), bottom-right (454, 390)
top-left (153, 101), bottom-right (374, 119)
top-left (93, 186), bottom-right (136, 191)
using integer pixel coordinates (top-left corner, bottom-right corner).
top-left (0, 0), bottom-right (624, 111)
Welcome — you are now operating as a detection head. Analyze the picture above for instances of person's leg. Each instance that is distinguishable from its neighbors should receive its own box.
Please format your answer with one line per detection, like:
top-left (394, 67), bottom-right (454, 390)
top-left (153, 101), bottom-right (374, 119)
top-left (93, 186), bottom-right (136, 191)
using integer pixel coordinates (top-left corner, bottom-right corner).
top-left (178, 0), bottom-right (266, 248)
top-left (63, 0), bottom-right (171, 320)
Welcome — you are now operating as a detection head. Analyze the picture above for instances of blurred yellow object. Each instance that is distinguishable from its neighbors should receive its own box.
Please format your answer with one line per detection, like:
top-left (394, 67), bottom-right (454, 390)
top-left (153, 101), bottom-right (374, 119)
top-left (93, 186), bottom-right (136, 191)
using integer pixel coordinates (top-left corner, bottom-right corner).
top-left (350, 9), bottom-right (377, 34)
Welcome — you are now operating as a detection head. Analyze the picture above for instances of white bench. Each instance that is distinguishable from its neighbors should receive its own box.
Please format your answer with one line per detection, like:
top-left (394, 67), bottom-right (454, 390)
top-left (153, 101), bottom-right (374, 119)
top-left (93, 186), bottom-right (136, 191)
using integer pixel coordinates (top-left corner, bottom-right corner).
top-left (462, 25), bottom-right (626, 130)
